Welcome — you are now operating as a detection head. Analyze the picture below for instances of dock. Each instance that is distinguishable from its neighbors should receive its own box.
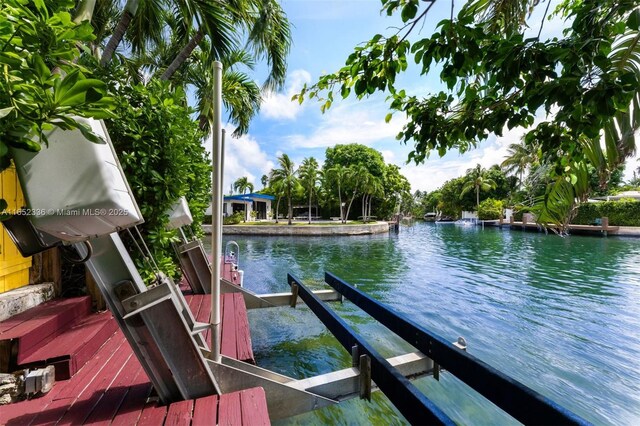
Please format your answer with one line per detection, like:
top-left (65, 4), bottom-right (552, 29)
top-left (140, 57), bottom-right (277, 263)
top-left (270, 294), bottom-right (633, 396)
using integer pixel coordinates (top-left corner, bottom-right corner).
top-left (0, 291), bottom-right (263, 424)
top-left (488, 216), bottom-right (621, 236)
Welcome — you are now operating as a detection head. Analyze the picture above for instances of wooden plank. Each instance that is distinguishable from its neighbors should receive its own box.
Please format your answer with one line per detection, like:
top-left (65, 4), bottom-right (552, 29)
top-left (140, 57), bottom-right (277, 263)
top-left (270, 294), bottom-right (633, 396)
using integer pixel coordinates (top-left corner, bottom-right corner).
top-left (137, 402), bottom-right (168, 426)
top-left (218, 391), bottom-right (242, 426)
top-left (19, 312), bottom-right (115, 366)
top-left (83, 350), bottom-right (141, 425)
top-left (69, 316), bottom-right (118, 379)
top-left (0, 296), bottom-right (90, 335)
top-left (240, 387), bottom-right (270, 426)
top-left (233, 293), bottom-right (254, 364)
top-left (53, 332), bottom-right (127, 401)
top-left (165, 399), bottom-right (194, 426)
top-left (55, 333), bottom-right (133, 426)
top-left (85, 269), bottom-right (105, 311)
top-left (221, 293), bottom-right (237, 359)
top-left (41, 247), bottom-right (62, 297)
top-left (19, 339), bottom-right (117, 426)
top-left (192, 394), bottom-right (219, 426)
top-left (110, 373), bottom-right (153, 426)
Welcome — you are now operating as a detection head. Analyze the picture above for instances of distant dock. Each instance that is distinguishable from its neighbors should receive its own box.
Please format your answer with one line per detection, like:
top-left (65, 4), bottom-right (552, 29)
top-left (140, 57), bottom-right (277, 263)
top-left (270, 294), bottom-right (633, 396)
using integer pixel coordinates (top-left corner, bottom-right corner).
top-left (484, 216), bottom-right (636, 237)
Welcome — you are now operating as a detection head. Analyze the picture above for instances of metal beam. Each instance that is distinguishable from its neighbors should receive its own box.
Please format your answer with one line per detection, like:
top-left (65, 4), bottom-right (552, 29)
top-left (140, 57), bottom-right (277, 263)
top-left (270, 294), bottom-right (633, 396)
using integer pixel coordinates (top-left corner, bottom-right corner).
top-left (289, 351), bottom-right (433, 401)
top-left (220, 278), bottom-right (341, 309)
top-left (208, 359), bottom-right (337, 420)
top-left (324, 272), bottom-right (590, 426)
top-left (288, 273), bottom-right (453, 426)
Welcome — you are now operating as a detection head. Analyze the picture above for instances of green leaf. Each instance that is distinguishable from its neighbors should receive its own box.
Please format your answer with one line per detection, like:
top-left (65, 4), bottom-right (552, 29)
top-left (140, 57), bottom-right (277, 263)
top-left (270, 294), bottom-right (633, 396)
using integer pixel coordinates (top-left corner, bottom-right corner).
top-left (385, 113), bottom-right (392, 123)
top-left (58, 79), bottom-right (106, 106)
top-left (0, 107), bottom-right (14, 119)
top-left (401, 1), bottom-right (418, 23)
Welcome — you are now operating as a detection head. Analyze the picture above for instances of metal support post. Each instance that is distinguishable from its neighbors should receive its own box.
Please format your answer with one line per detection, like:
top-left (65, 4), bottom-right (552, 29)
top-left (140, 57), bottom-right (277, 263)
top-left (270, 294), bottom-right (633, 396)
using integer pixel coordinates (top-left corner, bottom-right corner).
top-left (210, 61), bottom-right (223, 362)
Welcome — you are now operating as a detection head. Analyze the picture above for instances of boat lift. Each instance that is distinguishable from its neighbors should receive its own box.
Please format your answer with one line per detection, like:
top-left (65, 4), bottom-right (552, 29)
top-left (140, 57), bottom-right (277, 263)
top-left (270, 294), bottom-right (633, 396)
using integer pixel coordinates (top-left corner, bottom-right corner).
top-left (1, 60), bottom-right (591, 424)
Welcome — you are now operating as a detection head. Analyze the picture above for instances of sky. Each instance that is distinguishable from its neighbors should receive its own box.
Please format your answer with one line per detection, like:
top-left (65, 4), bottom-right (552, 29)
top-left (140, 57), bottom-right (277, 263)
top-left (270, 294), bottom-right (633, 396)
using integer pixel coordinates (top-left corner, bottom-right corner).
top-left (211, 0), bottom-right (640, 195)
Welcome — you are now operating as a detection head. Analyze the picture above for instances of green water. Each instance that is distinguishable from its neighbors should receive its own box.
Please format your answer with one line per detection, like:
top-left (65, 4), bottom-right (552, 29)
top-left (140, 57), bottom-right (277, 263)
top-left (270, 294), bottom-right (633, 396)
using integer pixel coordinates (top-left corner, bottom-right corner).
top-left (217, 222), bottom-right (640, 425)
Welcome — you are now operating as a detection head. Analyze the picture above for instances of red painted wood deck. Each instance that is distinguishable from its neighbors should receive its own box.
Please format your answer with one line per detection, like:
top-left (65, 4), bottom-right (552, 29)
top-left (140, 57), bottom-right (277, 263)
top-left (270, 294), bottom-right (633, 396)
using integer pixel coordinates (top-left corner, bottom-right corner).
top-left (185, 293), bottom-right (255, 364)
top-left (0, 293), bottom-right (261, 425)
top-left (0, 297), bottom-right (92, 369)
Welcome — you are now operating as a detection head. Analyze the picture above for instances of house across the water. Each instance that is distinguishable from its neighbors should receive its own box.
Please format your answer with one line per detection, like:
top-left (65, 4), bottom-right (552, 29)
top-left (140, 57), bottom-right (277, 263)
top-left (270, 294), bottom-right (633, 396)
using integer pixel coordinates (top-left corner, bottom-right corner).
top-left (221, 193), bottom-right (275, 220)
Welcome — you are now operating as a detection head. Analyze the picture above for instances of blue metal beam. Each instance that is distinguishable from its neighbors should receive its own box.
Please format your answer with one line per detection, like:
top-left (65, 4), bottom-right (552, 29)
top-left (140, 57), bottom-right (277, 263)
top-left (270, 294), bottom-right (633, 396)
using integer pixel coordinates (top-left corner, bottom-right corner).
top-left (288, 273), bottom-right (454, 426)
top-left (324, 271), bottom-right (590, 426)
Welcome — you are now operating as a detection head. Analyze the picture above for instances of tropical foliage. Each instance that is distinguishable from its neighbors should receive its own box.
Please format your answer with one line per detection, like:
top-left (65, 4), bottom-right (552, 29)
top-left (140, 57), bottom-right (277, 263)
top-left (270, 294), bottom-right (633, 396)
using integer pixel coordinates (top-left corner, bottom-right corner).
top-left (263, 144), bottom-right (412, 222)
top-left (0, 0), bottom-right (114, 212)
top-left (295, 0), bottom-right (640, 228)
top-left (104, 75), bottom-right (210, 282)
top-left (233, 176), bottom-right (254, 194)
top-left (298, 157), bottom-right (321, 224)
top-left (269, 154), bottom-right (299, 225)
top-left (0, 0), bottom-right (292, 284)
top-left (573, 200), bottom-right (640, 227)
top-left (478, 198), bottom-right (503, 220)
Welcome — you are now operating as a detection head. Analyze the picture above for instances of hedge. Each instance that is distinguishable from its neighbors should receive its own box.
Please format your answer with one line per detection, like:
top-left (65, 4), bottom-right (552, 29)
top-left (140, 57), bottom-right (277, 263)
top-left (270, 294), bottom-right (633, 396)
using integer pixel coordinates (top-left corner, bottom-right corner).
top-left (573, 201), bottom-right (640, 226)
top-left (478, 198), bottom-right (503, 220)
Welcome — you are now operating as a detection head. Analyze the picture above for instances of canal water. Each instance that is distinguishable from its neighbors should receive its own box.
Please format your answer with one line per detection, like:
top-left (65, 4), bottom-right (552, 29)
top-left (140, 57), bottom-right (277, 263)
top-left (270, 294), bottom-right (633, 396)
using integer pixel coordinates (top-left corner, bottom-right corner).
top-left (217, 222), bottom-right (640, 425)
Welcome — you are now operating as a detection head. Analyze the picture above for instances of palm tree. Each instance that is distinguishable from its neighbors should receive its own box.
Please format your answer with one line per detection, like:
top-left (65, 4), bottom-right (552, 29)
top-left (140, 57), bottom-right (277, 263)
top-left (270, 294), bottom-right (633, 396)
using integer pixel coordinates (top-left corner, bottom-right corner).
top-left (326, 165), bottom-right (348, 223)
top-left (343, 165), bottom-right (369, 223)
top-left (188, 48), bottom-right (262, 136)
top-left (269, 154), bottom-right (298, 225)
top-left (233, 177), bottom-right (254, 194)
top-left (99, 0), bottom-right (165, 66)
top-left (298, 157), bottom-right (321, 224)
top-left (361, 174), bottom-right (383, 223)
top-left (501, 140), bottom-right (540, 188)
top-left (261, 174), bottom-right (268, 189)
top-left (161, 0), bottom-right (291, 91)
top-left (269, 178), bottom-right (283, 223)
top-left (460, 164), bottom-right (497, 209)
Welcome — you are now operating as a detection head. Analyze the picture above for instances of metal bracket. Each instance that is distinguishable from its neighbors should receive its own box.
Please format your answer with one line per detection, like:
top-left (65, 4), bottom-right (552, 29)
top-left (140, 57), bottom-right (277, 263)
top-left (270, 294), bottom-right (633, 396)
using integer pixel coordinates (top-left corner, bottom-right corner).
top-left (359, 354), bottom-right (371, 401)
top-left (290, 283), bottom-right (299, 308)
top-left (351, 344), bottom-right (359, 367)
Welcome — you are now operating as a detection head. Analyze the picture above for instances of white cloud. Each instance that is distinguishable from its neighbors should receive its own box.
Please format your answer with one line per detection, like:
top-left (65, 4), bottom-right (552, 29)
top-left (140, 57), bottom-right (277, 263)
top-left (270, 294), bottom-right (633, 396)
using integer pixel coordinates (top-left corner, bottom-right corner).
top-left (380, 150), bottom-right (396, 164)
top-left (261, 69), bottom-right (311, 120)
top-left (204, 124), bottom-right (274, 194)
top-left (398, 125), bottom-right (527, 192)
top-left (285, 103), bottom-right (406, 148)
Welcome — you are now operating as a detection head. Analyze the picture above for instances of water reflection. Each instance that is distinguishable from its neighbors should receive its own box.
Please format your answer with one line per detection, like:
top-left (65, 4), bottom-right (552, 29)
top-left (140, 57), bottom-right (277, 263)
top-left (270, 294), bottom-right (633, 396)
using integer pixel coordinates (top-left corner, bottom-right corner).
top-left (217, 223), bottom-right (640, 425)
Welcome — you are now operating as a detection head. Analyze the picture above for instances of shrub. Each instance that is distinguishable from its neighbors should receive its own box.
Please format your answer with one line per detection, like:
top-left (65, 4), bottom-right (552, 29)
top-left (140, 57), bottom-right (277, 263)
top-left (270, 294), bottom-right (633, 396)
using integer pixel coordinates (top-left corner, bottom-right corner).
top-left (223, 212), bottom-right (244, 225)
top-left (573, 200), bottom-right (640, 226)
top-left (0, 0), bottom-right (113, 212)
top-left (104, 75), bottom-right (211, 284)
top-left (478, 198), bottom-right (503, 220)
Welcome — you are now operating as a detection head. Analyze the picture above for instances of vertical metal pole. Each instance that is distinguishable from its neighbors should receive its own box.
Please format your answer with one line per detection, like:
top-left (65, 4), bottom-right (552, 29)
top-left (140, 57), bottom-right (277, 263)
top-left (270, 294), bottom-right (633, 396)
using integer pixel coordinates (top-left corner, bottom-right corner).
top-left (210, 61), bottom-right (223, 363)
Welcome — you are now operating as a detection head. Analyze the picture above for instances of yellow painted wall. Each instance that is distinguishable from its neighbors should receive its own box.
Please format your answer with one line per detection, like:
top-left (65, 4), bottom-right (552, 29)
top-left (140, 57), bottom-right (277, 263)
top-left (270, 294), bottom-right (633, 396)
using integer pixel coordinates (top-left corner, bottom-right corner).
top-left (0, 166), bottom-right (32, 293)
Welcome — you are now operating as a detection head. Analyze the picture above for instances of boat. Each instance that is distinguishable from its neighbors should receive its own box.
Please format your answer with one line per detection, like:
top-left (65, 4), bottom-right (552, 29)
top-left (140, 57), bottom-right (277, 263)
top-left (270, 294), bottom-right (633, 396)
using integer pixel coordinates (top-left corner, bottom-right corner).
top-left (423, 212), bottom-right (437, 221)
top-left (455, 218), bottom-right (478, 227)
top-left (434, 216), bottom-right (456, 224)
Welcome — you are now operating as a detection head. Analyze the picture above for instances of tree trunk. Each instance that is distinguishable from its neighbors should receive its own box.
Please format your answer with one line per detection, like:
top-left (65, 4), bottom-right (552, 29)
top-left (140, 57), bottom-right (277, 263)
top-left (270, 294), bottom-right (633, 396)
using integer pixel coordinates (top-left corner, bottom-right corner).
top-left (308, 193), bottom-right (312, 224)
top-left (476, 185), bottom-right (480, 209)
top-left (345, 190), bottom-right (357, 223)
top-left (74, 0), bottom-right (97, 24)
top-left (100, 8), bottom-right (134, 66)
top-left (287, 189), bottom-right (292, 225)
top-left (161, 30), bottom-right (204, 81)
top-left (337, 183), bottom-right (343, 223)
top-left (361, 194), bottom-right (367, 222)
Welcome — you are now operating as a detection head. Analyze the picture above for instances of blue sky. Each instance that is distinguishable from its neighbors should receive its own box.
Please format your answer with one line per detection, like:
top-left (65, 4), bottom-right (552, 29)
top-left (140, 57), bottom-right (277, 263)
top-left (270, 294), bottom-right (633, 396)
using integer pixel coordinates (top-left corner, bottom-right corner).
top-left (211, 0), bottom-right (640, 194)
